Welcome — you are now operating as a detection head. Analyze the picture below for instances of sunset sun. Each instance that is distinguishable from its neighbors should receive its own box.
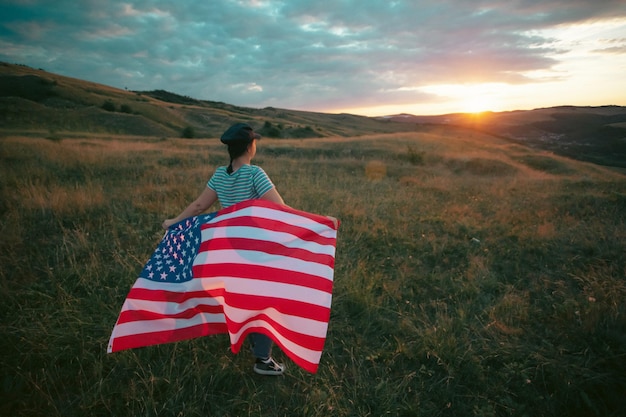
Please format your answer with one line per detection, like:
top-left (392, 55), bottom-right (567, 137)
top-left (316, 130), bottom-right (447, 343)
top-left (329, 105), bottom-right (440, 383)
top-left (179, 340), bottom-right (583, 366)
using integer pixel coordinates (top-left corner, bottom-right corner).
top-left (419, 83), bottom-right (503, 115)
top-left (462, 96), bottom-right (495, 114)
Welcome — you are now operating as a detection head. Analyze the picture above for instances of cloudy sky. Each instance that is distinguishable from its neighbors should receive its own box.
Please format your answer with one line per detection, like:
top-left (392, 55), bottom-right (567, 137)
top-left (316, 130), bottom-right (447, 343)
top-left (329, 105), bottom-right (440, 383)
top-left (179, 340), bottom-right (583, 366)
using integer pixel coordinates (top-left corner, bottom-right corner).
top-left (1, 1), bottom-right (625, 116)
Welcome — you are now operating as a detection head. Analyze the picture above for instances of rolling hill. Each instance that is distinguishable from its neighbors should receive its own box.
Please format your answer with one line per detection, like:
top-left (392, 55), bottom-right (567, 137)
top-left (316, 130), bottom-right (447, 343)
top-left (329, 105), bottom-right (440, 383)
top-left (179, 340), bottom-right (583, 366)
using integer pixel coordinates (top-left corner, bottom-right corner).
top-left (382, 106), bottom-right (626, 168)
top-left (1, 61), bottom-right (624, 168)
top-left (0, 62), bottom-right (415, 139)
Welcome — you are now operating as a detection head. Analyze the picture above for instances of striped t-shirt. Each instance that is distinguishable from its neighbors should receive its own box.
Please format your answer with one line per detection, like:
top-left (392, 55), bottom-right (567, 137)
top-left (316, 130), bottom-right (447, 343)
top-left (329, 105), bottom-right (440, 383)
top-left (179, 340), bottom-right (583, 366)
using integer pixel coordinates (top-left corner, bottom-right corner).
top-left (207, 165), bottom-right (275, 208)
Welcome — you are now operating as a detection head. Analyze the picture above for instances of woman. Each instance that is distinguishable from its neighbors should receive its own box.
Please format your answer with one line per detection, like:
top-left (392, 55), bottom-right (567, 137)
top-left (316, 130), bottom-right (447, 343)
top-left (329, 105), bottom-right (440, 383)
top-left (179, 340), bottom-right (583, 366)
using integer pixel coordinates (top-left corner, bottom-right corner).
top-left (162, 122), bottom-right (286, 376)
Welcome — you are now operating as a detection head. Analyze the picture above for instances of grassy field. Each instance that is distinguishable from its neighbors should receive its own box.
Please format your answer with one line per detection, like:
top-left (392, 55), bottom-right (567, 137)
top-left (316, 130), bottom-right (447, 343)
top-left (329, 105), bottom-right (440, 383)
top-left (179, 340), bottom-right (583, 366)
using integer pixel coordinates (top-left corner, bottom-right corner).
top-left (1, 131), bottom-right (625, 417)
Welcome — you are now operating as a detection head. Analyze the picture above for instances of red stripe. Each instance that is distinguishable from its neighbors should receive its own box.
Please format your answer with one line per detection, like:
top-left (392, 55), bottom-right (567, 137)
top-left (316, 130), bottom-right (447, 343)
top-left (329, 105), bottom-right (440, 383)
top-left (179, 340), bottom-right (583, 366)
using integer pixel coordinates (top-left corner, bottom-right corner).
top-left (109, 199), bottom-right (337, 374)
top-left (110, 322), bottom-right (228, 352)
top-left (111, 322), bottom-right (319, 373)
top-left (225, 312), bottom-right (328, 351)
top-left (192, 263), bottom-right (333, 293)
top-left (200, 237), bottom-right (335, 267)
top-left (224, 293), bottom-right (331, 322)
top-left (218, 199), bottom-right (337, 230)
top-left (129, 268), bottom-right (333, 301)
top-left (229, 326), bottom-right (319, 373)
top-left (124, 287), bottom-right (331, 322)
top-left (115, 296), bottom-right (329, 349)
top-left (127, 287), bottom-right (225, 303)
top-left (203, 216), bottom-right (336, 247)
top-left (116, 303), bottom-right (225, 324)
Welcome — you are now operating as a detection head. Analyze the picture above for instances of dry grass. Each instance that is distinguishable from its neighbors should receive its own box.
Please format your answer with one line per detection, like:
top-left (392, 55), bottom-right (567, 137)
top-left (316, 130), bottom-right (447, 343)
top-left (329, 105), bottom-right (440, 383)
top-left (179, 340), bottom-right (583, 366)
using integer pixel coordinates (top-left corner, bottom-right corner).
top-left (1, 132), bottom-right (625, 417)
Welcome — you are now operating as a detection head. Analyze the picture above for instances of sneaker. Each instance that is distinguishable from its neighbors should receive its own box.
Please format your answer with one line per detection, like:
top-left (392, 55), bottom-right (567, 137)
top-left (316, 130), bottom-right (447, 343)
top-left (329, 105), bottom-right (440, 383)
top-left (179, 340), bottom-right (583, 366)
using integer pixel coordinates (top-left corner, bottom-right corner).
top-left (253, 357), bottom-right (285, 376)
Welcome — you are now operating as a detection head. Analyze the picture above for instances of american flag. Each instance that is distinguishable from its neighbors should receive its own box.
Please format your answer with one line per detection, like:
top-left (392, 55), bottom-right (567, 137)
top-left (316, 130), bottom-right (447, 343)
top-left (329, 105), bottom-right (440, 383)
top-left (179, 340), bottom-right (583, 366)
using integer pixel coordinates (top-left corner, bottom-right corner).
top-left (107, 199), bottom-right (338, 373)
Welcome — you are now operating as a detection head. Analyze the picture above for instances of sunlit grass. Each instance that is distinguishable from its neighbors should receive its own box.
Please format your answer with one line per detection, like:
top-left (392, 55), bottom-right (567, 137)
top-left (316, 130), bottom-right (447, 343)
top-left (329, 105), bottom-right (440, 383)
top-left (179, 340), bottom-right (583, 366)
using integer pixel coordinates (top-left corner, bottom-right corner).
top-left (1, 132), bottom-right (625, 417)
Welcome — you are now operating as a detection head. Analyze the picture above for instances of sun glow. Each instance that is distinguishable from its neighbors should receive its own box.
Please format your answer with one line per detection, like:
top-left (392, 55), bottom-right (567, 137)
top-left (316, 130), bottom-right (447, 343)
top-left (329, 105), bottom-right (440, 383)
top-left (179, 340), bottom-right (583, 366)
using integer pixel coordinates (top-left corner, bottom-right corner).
top-left (461, 96), bottom-right (495, 114)
top-left (419, 83), bottom-right (506, 114)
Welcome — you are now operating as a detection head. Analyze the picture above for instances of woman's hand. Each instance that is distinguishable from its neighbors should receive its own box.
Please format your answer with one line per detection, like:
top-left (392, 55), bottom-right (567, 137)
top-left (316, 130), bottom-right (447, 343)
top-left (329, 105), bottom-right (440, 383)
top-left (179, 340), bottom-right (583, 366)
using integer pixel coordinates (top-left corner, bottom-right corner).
top-left (161, 187), bottom-right (218, 230)
top-left (162, 218), bottom-right (176, 230)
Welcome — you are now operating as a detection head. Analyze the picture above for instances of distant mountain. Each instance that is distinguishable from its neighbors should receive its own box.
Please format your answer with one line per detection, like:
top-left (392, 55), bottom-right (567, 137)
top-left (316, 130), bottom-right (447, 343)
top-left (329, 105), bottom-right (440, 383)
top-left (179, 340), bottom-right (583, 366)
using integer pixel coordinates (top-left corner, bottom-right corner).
top-left (1, 62), bottom-right (624, 168)
top-left (380, 106), bottom-right (626, 168)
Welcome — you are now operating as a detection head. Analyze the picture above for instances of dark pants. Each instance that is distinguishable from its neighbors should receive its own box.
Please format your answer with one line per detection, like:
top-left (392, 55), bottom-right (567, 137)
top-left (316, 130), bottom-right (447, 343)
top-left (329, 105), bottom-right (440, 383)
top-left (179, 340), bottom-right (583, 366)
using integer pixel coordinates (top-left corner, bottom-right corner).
top-left (249, 332), bottom-right (273, 359)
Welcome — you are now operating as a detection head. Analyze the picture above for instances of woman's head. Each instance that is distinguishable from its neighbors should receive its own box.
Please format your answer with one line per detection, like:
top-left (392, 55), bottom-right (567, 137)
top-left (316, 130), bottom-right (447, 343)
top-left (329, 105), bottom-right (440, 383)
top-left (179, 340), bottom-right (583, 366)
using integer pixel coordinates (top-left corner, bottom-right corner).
top-left (220, 123), bottom-right (261, 173)
top-left (220, 123), bottom-right (261, 144)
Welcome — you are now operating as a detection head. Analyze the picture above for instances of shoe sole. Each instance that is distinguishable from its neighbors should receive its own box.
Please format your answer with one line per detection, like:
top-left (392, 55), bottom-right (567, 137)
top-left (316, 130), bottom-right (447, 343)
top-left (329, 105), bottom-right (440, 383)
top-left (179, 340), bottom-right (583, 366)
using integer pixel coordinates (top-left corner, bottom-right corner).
top-left (253, 366), bottom-right (285, 376)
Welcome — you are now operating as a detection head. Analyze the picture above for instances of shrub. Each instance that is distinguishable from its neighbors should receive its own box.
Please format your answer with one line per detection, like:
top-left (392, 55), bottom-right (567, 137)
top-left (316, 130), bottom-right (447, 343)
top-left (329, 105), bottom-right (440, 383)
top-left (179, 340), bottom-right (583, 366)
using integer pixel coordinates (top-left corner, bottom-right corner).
top-left (181, 126), bottom-right (195, 138)
top-left (515, 155), bottom-right (574, 175)
top-left (46, 129), bottom-right (63, 142)
top-left (261, 121), bottom-right (282, 138)
top-left (406, 146), bottom-right (425, 165)
top-left (447, 157), bottom-right (517, 176)
top-left (102, 100), bottom-right (116, 112)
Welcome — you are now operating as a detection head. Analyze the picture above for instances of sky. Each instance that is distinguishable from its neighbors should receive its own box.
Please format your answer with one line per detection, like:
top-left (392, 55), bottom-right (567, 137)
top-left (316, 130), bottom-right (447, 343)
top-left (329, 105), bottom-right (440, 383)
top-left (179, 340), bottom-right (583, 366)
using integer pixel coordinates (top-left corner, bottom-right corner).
top-left (1, 1), bottom-right (625, 116)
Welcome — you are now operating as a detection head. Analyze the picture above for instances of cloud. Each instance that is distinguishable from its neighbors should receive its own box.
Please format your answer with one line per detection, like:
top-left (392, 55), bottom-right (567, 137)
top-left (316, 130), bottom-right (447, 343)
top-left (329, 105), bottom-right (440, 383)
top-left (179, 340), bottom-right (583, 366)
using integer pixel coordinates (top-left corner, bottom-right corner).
top-left (1, 0), bottom-right (625, 114)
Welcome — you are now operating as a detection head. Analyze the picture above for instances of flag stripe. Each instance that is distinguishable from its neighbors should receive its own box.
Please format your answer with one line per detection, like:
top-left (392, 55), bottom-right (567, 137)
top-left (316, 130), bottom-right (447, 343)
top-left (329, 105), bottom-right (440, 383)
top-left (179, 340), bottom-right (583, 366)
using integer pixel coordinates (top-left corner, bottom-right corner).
top-left (137, 263), bottom-right (333, 293)
top-left (205, 216), bottom-right (336, 247)
top-left (110, 322), bottom-right (229, 352)
top-left (118, 304), bottom-right (224, 324)
top-left (117, 289), bottom-right (331, 328)
top-left (193, 249), bottom-right (334, 281)
top-left (201, 236), bottom-right (335, 265)
top-left (108, 200), bottom-right (338, 374)
top-left (225, 305), bottom-right (329, 337)
top-left (202, 222), bottom-right (337, 254)
top-left (214, 202), bottom-right (337, 235)
top-left (111, 311), bottom-right (227, 339)
top-left (127, 277), bottom-right (332, 309)
top-left (117, 298), bottom-right (214, 319)
top-left (228, 324), bottom-right (320, 373)
top-left (111, 307), bottom-right (328, 354)
top-left (228, 316), bottom-right (327, 354)
top-left (192, 263), bottom-right (333, 293)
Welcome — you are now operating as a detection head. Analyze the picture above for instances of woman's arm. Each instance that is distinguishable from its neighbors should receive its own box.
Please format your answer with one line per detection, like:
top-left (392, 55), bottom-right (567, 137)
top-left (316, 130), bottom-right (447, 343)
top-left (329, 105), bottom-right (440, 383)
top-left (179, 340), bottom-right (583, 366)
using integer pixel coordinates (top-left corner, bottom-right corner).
top-left (261, 187), bottom-right (337, 228)
top-left (162, 187), bottom-right (218, 229)
top-left (260, 187), bottom-right (285, 205)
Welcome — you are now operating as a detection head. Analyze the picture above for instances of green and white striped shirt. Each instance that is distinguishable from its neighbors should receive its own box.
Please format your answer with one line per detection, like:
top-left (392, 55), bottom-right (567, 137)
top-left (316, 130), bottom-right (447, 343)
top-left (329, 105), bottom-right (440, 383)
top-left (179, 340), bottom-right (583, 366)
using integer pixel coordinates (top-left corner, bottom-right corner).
top-left (207, 165), bottom-right (275, 208)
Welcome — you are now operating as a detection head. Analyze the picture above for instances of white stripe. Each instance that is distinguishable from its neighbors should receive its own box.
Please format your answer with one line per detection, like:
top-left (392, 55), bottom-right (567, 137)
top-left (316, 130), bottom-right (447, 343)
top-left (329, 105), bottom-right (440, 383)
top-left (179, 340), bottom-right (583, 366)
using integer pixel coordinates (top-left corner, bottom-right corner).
top-left (121, 296), bottom-right (221, 314)
top-left (118, 298), bottom-right (328, 338)
top-left (112, 310), bottom-right (226, 338)
top-left (128, 276), bottom-right (331, 310)
top-left (130, 276), bottom-right (332, 301)
top-left (216, 277), bottom-right (332, 307)
top-left (202, 225), bottom-right (336, 256)
top-left (110, 202), bottom-right (337, 367)
top-left (225, 305), bottom-right (329, 338)
top-left (193, 249), bottom-right (334, 280)
top-left (215, 206), bottom-right (334, 237)
top-left (229, 321), bottom-right (322, 365)
top-left (113, 295), bottom-right (328, 341)
top-left (130, 277), bottom-right (223, 293)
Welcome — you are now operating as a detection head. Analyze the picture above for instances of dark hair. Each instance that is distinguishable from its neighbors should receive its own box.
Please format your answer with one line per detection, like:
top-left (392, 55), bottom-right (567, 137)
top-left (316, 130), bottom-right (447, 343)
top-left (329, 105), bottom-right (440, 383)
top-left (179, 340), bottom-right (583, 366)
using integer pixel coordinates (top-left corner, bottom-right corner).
top-left (226, 141), bottom-right (250, 174)
top-left (220, 123), bottom-right (261, 174)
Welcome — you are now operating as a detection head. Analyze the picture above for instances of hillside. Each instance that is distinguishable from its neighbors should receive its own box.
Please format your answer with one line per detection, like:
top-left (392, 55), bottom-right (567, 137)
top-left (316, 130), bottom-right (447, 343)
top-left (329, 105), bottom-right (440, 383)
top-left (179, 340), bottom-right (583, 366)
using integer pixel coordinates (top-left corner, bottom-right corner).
top-left (383, 106), bottom-right (626, 168)
top-left (0, 62), bottom-right (414, 139)
top-left (1, 62), bottom-right (624, 168)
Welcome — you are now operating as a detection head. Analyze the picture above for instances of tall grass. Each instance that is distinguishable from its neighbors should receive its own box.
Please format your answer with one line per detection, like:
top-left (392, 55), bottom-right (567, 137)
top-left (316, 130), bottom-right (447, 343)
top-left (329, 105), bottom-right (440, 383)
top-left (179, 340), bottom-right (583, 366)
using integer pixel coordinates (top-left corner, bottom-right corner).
top-left (1, 132), bottom-right (625, 416)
